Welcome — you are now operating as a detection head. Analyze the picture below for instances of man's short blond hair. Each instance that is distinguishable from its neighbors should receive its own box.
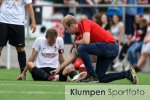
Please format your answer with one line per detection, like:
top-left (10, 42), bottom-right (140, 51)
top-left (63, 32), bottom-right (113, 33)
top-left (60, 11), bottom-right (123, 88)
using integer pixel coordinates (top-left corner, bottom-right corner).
top-left (62, 15), bottom-right (78, 27)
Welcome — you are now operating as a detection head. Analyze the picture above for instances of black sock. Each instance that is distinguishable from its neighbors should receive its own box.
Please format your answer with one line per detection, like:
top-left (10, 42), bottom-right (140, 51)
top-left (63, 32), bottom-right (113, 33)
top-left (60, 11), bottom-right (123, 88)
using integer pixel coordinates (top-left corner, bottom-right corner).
top-left (69, 71), bottom-right (77, 79)
top-left (134, 66), bottom-right (141, 72)
top-left (17, 51), bottom-right (26, 73)
top-left (59, 70), bottom-right (68, 81)
top-left (0, 53), bottom-right (1, 56)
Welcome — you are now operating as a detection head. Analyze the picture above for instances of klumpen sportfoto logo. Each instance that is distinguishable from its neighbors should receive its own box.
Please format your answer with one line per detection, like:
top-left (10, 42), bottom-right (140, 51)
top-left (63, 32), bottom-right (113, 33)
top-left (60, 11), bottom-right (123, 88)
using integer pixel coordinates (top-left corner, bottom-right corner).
top-left (65, 85), bottom-right (150, 100)
top-left (69, 88), bottom-right (145, 97)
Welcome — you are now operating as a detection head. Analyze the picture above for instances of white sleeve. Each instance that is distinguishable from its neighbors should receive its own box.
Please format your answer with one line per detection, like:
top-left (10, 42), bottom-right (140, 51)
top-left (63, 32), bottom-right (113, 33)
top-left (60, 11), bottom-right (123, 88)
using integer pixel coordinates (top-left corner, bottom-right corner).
top-left (58, 37), bottom-right (64, 50)
top-left (119, 22), bottom-right (124, 28)
top-left (25, 0), bottom-right (32, 4)
top-left (32, 38), bottom-right (40, 51)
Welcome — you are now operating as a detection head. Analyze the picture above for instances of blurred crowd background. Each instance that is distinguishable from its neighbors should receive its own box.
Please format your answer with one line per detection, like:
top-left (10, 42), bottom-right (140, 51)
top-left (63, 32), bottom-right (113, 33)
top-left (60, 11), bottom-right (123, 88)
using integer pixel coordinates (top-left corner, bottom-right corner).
top-left (0, 0), bottom-right (150, 72)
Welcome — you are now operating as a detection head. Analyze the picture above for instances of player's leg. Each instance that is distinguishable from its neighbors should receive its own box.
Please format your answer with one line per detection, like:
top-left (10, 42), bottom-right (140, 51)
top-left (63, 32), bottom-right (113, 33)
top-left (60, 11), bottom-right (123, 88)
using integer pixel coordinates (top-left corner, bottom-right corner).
top-left (77, 42), bottom-right (138, 84)
top-left (8, 24), bottom-right (26, 73)
top-left (94, 42), bottom-right (138, 84)
top-left (62, 66), bottom-right (87, 82)
top-left (0, 22), bottom-right (9, 57)
top-left (77, 44), bottom-right (98, 78)
top-left (16, 47), bottom-right (26, 73)
top-left (62, 67), bottom-right (77, 79)
top-left (77, 42), bottom-right (116, 80)
top-left (96, 56), bottom-right (126, 82)
top-left (27, 62), bottom-right (59, 81)
top-left (96, 56), bottom-right (138, 84)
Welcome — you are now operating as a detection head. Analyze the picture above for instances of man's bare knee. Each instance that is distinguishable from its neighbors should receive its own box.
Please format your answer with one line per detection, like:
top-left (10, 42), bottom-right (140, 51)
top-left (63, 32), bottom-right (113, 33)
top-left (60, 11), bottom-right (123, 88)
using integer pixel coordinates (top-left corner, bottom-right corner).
top-left (63, 67), bottom-right (75, 75)
top-left (27, 62), bottom-right (34, 71)
top-left (16, 47), bottom-right (25, 52)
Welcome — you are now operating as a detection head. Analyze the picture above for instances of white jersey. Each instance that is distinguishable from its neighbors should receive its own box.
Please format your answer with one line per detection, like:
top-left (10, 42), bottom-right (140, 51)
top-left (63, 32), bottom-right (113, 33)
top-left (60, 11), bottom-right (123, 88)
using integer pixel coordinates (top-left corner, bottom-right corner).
top-left (0, 0), bottom-right (32, 25)
top-left (32, 37), bottom-right (64, 69)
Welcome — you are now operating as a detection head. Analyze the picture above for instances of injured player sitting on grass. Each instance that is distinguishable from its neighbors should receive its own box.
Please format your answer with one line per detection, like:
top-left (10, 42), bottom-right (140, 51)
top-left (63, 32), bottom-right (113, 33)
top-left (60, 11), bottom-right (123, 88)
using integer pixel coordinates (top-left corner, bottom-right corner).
top-left (17, 28), bottom-right (87, 82)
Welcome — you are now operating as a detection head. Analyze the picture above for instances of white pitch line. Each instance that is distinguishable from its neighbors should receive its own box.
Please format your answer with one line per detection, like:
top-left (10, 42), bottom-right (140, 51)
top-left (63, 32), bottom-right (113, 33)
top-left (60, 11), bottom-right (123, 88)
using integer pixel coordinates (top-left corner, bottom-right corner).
top-left (0, 91), bottom-right (64, 94)
top-left (0, 83), bottom-right (63, 87)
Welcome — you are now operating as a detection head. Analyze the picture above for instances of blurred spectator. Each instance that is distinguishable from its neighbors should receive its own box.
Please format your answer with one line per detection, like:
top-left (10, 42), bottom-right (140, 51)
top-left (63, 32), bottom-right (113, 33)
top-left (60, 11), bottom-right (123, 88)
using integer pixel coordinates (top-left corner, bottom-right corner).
top-left (97, 0), bottom-right (111, 3)
top-left (110, 14), bottom-right (125, 45)
top-left (100, 13), bottom-right (111, 31)
top-left (127, 18), bottom-right (148, 66)
top-left (92, 13), bottom-right (101, 26)
top-left (137, 0), bottom-right (148, 15)
top-left (62, 0), bottom-right (78, 16)
top-left (134, 23), bottom-right (150, 72)
top-left (97, 0), bottom-right (111, 13)
top-left (62, 0), bottom-right (78, 44)
top-left (123, 0), bottom-right (145, 35)
top-left (107, 0), bottom-right (124, 17)
top-left (113, 14), bottom-right (144, 69)
top-left (134, 14), bottom-right (144, 32)
top-left (78, 0), bottom-right (96, 19)
top-left (138, 0), bottom-right (148, 4)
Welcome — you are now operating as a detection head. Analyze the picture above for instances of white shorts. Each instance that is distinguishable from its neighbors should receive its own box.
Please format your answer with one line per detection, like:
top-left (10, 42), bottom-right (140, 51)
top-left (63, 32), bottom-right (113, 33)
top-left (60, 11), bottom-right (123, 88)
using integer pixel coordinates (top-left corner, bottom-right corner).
top-left (141, 42), bottom-right (150, 54)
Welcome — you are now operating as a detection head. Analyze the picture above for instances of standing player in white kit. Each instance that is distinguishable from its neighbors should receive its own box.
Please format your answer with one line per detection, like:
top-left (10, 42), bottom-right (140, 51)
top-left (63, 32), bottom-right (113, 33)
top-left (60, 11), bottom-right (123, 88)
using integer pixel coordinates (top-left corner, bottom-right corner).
top-left (0, 0), bottom-right (36, 73)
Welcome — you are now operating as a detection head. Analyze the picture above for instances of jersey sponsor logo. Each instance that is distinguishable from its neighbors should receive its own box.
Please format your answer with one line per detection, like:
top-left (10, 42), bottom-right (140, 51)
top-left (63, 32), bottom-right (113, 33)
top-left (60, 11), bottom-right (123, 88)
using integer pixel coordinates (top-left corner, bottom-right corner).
top-left (41, 52), bottom-right (57, 58)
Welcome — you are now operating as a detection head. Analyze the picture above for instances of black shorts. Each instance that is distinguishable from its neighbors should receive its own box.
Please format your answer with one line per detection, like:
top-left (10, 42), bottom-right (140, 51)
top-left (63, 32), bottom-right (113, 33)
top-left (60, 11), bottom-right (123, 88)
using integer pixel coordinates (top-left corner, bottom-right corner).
top-left (30, 67), bottom-right (55, 81)
top-left (30, 67), bottom-right (67, 81)
top-left (0, 22), bottom-right (25, 47)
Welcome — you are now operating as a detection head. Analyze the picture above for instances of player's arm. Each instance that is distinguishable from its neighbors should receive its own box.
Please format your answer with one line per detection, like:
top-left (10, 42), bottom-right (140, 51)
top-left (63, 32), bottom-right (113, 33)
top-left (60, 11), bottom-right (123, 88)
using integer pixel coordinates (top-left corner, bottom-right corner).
top-left (75, 32), bottom-right (90, 45)
top-left (86, 0), bottom-right (94, 6)
top-left (59, 49), bottom-right (65, 65)
top-left (55, 48), bottom-right (78, 74)
top-left (0, 0), bottom-right (3, 4)
top-left (22, 48), bottom-right (38, 74)
top-left (17, 49), bottom-right (38, 80)
top-left (26, 3), bottom-right (36, 33)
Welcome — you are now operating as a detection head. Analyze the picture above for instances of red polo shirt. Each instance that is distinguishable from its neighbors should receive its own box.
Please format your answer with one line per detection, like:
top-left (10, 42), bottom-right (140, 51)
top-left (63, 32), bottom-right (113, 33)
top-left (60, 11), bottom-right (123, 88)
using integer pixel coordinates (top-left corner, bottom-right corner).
top-left (75, 19), bottom-right (115, 43)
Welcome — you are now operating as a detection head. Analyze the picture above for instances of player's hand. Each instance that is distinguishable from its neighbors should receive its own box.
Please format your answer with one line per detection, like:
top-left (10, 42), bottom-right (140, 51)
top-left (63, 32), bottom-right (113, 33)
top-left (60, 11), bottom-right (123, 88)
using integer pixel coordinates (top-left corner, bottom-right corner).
top-left (53, 68), bottom-right (60, 75)
top-left (17, 74), bottom-right (26, 80)
top-left (31, 23), bottom-right (36, 33)
top-left (74, 42), bottom-right (78, 54)
top-left (74, 45), bottom-right (78, 54)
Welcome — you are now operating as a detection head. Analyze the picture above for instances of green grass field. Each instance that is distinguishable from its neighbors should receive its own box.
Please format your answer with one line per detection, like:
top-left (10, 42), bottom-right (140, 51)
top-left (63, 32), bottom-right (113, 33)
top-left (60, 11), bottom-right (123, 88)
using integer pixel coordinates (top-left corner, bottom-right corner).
top-left (0, 68), bottom-right (150, 100)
